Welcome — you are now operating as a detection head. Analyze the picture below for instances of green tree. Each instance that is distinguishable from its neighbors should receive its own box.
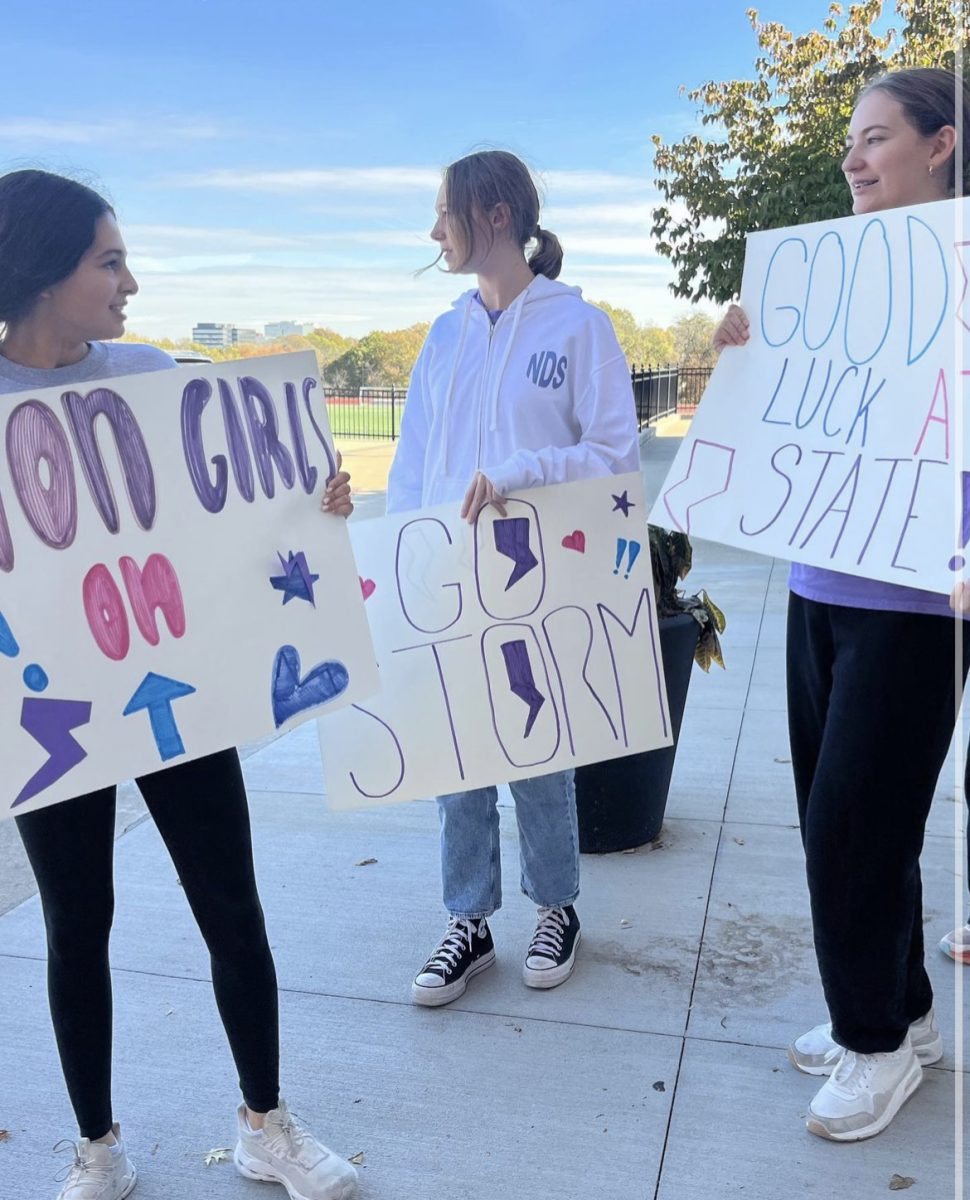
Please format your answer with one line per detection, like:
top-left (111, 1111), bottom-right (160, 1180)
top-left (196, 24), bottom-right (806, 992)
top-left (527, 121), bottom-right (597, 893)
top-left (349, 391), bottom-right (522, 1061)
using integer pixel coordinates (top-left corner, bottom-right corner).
top-left (325, 324), bottom-right (430, 390)
top-left (651, 0), bottom-right (965, 304)
top-left (669, 313), bottom-right (719, 367)
top-left (591, 300), bottom-right (677, 366)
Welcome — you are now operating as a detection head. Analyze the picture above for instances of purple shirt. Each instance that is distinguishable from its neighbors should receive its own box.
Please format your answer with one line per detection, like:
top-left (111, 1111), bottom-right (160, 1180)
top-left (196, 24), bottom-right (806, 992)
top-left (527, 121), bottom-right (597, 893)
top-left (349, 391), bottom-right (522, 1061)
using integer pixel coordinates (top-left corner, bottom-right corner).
top-left (789, 563), bottom-right (959, 617)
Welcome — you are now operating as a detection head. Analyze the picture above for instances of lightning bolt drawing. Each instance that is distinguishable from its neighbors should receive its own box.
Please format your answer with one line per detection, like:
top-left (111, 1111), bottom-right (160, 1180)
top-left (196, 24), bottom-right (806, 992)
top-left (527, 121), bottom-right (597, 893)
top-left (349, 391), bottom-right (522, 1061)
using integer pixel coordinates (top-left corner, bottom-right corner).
top-left (13, 697), bottom-right (93, 808)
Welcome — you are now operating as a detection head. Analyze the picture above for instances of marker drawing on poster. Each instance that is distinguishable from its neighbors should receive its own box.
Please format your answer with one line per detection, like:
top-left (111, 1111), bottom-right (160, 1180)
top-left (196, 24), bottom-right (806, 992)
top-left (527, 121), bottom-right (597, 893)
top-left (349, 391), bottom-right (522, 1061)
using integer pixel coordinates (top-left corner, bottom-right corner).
top-left (649, 197), bottom-right (969, 595)
top-left (318, 472), bottom-right (673, 810)
top-left (0, 351), bottom-right (378, 820)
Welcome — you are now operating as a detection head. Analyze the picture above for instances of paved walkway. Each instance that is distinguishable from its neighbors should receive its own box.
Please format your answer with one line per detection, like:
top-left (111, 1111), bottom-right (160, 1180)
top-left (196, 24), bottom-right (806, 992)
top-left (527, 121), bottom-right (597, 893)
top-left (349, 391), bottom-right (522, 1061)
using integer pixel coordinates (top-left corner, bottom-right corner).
top-left (0, 431), bottom-right (966, 1199)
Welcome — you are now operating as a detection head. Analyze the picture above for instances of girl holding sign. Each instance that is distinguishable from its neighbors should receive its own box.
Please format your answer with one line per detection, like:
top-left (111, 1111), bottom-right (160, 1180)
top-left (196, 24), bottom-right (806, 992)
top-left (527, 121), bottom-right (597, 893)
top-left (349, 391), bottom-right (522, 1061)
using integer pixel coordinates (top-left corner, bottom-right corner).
top-left (388, 150), bottom-right (639, 1006)
top-left (0, 170), bottom-right (358, 1200)
top-left (713, 67), bottom-right (970, 1142)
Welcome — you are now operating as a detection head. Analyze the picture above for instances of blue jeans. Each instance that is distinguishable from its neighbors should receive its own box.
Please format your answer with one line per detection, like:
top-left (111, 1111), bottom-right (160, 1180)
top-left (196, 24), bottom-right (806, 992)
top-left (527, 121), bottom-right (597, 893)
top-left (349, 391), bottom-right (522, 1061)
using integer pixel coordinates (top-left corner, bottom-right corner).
top-left (437, 769), bottom-right (580, 919)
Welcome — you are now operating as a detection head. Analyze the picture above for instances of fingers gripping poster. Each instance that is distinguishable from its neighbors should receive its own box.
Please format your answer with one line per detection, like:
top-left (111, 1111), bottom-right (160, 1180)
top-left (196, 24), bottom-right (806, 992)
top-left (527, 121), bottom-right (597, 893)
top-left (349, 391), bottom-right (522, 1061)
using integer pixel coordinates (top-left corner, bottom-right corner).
top-left (318, 472), bottom-right (674, 809)
top-left (0, 351), bottom-right (378, 820)
top-left (650, 197), bottom-right (969, 595)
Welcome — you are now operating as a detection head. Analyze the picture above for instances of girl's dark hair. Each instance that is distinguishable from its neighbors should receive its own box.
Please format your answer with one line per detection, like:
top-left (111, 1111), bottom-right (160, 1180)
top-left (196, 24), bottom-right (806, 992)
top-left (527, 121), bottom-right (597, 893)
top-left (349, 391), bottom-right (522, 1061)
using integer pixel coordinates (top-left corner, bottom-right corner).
top-left (861, 67), bottom-right (969, 194)
top-left (0, 169), bottom-right (113, 325)
top-left (441, 150), bottom-right (563, 278)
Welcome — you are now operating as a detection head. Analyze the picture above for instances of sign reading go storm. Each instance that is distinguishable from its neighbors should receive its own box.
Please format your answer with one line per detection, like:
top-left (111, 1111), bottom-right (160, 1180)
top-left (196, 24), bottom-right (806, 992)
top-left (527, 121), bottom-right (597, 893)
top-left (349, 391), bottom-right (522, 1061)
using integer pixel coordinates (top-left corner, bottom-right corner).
top-left (650, 197), bottom-right (969, 594)
top-left (318, 472), bottom-right (674, 809)
top-left (0, 351), bottom-right (378, 820)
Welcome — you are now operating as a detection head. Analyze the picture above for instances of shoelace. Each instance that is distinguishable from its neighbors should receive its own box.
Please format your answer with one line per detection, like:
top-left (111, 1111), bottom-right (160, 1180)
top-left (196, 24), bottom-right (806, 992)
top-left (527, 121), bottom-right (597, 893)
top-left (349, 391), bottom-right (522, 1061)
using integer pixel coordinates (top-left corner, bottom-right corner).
top-left (830, 1049), bottom-right (881, 1094)
top-left (528, 906), bottom-right (568, 958)
top-left (52, 1139), bottom-right (112, 1187)
top-left (424, 918), bottom-right (479, 974)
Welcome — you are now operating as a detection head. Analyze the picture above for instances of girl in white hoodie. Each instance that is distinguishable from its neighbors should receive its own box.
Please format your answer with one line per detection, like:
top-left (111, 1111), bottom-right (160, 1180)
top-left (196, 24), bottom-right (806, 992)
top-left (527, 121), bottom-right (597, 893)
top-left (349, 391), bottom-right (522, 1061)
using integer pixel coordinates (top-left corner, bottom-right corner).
top-left (387, 150), bottom-right (639, 1006)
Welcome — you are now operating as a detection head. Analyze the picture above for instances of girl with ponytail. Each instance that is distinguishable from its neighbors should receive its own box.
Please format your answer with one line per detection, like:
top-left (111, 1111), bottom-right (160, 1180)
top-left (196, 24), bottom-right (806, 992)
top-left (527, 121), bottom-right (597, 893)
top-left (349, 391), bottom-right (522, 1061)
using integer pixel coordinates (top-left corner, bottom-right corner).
top-left (388, 149), bottom-right (639, 1006)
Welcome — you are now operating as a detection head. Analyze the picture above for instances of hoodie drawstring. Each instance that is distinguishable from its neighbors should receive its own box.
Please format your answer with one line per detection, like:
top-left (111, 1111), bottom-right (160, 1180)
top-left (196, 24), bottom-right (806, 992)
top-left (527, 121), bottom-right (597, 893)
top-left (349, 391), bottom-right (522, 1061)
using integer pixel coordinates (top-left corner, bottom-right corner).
top-left (434, 299), bottom-right (472, 479)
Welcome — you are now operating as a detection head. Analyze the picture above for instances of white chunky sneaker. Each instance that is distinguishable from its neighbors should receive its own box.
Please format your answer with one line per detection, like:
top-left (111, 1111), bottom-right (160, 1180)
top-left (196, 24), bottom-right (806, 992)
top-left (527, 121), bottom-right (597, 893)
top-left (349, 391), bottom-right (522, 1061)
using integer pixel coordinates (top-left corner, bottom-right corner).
top-left (789, 1008), bottom-right (943, 1075)
top-left (939, 922), bottom-right (970, 964)
top-left (54, 1125), bottom-right (136, 1200)
top-left (806, 1037), bottom-right (922, 1142)
top-left (234, 1101), bottom-right (357, 1200)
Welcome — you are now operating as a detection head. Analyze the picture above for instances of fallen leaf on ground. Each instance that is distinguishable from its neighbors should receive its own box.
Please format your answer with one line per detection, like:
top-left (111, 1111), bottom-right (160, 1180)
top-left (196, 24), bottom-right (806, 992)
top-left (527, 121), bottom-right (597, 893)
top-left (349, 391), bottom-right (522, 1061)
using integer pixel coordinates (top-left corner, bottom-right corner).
top-left (733, 837), bottom-right (745, 846)
top-left (355, 858), bottom-right (378, 867)
top-left (620, 919), bottom-right (632, 928)
top-left (0, 1130), bottom-right (9, 1142)
top-left (652, 1081), bottom-right (666, 1092)
top-left (204, 1147), bottom-right (233, 1166)
top-left (773, 756), bottom-right (791, 763)
top-left (349, 1152), bottom-right (365, 1165)
top-left (889, 1177), bottom-right (915, 1191)
top-left (150, 1143), bottom-right (160, 1156)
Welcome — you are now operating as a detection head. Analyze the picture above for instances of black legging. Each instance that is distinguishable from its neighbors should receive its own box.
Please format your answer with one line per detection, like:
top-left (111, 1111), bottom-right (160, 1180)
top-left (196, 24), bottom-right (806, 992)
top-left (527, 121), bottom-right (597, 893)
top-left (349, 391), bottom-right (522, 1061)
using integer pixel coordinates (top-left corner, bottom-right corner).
top-left (787, 595), bottom-right (970, 1054)
top-left (15, 749), bottom-right (280, 1139)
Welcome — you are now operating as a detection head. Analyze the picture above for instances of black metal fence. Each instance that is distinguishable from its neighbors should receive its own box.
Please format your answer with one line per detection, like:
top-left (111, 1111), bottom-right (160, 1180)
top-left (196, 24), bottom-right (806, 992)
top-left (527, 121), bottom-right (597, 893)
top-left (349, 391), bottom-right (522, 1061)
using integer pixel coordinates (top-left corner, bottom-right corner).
top-left (324, 366), bottom-right (715, 440)
top-left (630, 364), bottom-right (714, 428)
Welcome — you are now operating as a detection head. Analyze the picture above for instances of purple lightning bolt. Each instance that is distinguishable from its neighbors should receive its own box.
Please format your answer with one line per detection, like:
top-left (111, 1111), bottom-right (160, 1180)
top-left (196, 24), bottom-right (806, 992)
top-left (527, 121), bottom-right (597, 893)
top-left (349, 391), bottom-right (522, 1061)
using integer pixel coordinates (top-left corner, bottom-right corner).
top-left (493, 518), bottom-right (538, 590)
top-left (13, 697), bottom-right (93, 808)
top-left (501, 639), bottom-right (545, 737)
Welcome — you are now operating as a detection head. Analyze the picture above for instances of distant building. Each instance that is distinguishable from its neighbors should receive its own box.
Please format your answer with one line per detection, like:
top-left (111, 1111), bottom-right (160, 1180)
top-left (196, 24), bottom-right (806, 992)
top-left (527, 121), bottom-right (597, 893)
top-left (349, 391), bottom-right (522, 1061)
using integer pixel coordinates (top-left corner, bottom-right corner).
top-left (264, 320), bottom-right (308, 339)
top-left (192, 322), bottom-right (263, 347)
top-left (192, 322), bottom-right (234, 348)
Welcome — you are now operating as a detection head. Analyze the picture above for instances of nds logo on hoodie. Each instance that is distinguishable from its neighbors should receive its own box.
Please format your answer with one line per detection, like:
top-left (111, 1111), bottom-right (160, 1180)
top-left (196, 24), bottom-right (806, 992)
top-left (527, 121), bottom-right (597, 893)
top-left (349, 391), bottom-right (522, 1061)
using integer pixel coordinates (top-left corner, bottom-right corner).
top-left (526, 350), bottom-right (568, 390)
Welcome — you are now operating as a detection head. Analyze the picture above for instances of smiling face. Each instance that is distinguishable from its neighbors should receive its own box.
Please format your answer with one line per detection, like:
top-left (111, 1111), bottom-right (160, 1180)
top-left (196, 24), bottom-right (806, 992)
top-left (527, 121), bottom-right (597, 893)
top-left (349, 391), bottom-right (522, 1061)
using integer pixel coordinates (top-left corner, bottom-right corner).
top-left (39, 212), bottom-right (137, 342)
top-left (842, 88), bottom-right (952, 214)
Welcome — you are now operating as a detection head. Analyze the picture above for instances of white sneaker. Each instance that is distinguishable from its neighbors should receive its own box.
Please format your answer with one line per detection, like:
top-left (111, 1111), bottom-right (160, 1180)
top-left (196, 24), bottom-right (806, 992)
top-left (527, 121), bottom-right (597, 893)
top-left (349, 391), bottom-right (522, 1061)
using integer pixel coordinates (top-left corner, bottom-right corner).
top-left (789, 1008), bottom-right (943, 1075)
top-left (939, 922), bottom-right (970, 964)
top-left (54, 1126), bottom-right (136, 1200)
top-left (234, 1101), bottom-right (358, 1200)
top-left (806, 1037), bottom-right (922, 1142)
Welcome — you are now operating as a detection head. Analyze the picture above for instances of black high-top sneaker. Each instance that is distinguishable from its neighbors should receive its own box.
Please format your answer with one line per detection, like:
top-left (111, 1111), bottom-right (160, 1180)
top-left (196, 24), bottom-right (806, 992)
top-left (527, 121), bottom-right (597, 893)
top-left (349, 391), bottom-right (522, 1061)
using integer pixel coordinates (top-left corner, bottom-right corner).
top-left (411, 916), bottom-right (496, 1006)
top-left (523, 905), bottom-right (581, 989)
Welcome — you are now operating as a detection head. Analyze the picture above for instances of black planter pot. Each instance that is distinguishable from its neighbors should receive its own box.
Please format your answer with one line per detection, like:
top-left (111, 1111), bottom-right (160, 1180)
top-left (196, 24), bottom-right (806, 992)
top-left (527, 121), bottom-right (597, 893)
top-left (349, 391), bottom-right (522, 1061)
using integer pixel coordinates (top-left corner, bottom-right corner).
top-left (574, 610), bottom-right (700, 853)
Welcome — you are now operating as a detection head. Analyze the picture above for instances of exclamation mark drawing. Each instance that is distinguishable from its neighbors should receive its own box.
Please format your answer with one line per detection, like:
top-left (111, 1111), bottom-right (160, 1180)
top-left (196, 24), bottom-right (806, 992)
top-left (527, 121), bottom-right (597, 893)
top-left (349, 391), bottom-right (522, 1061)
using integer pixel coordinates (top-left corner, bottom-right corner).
top-left (612, 538), bottom-right (642, 579)
top-left (949, 471), bottom-right (970, 572)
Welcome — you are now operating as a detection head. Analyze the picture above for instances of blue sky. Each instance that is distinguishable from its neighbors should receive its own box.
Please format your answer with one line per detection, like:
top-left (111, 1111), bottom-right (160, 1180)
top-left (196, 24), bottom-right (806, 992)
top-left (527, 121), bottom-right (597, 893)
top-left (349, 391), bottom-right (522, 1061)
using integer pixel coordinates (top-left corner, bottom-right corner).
top-left (3, 0), bottom-right (855, 339)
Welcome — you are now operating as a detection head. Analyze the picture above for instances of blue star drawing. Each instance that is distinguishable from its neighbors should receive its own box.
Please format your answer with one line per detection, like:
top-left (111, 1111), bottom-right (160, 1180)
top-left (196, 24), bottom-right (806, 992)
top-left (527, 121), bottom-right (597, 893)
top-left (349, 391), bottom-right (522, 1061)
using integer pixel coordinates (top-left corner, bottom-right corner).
top-left (270, 551), bottom-right (320, 606)
top-left (612, 490), bottom-right (635, 517)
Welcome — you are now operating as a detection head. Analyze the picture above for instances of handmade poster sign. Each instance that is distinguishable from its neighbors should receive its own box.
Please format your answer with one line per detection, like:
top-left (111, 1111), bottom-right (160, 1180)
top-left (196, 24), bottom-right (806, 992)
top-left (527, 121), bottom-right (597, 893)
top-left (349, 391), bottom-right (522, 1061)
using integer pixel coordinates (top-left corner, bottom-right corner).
top-left (650, 197), bottom-right (969, 595)
top-left (0, 351), bottom-right (378, 820)
top-left (318, 472), bottom-right (673, 809)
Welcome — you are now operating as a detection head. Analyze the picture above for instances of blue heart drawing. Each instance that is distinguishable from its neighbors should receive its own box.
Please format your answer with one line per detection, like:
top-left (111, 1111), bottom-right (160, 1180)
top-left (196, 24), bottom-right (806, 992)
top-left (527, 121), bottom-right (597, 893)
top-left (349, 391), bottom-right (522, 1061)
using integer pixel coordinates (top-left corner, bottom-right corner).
top-left (271, 645), bottom-right (350, 728)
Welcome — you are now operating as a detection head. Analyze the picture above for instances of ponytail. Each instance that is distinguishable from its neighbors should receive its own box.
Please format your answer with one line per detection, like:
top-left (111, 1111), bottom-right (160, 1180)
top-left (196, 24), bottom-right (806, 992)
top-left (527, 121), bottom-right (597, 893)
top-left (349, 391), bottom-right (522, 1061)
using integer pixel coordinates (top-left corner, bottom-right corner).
top-left (528, 224), bottom-right (563, 280)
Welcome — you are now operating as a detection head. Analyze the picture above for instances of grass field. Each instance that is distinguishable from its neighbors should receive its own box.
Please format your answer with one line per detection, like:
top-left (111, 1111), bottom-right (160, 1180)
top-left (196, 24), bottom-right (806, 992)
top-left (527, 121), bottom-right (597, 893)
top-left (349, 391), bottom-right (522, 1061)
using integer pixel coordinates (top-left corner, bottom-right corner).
top-left (325, 401), bottom-right (405, 440)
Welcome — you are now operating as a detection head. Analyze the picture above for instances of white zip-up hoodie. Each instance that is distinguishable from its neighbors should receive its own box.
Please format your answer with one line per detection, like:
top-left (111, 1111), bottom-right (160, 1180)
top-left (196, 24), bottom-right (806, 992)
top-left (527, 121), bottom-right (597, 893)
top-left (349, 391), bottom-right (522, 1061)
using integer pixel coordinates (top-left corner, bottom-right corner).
top-left (387, 274), bottom-right (639, 513)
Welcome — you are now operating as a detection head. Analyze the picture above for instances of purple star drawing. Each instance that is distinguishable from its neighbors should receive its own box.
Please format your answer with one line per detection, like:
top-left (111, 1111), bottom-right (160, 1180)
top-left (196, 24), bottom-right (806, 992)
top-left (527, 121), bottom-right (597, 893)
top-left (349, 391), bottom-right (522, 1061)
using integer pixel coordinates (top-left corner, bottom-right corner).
top-left (612, 490), bottom-right (635, 517)
top-left (270, 551), bottom-right (320, 606)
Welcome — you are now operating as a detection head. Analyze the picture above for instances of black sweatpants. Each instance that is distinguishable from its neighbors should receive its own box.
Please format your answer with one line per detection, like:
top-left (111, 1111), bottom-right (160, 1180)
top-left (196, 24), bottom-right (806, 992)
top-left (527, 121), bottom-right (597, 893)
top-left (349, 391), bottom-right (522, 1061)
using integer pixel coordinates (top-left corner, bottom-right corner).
top-left (786, 594), bottom-right (969, 1054)
top-left (15, 749), bottom-right (280, 1139)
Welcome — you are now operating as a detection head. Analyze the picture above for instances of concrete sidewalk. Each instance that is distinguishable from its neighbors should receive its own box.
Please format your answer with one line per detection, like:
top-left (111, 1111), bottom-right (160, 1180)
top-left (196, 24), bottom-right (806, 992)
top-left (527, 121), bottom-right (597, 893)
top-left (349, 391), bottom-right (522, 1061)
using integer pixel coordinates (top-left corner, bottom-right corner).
top-left (0, 432), bottom-right (967, 1199)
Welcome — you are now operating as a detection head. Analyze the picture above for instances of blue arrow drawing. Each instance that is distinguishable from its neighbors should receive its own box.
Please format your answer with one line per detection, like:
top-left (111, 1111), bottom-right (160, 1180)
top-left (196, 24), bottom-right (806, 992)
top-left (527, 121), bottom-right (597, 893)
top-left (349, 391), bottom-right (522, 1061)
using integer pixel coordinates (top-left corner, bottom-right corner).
top-left (123, 672), bottom-right (197, 761)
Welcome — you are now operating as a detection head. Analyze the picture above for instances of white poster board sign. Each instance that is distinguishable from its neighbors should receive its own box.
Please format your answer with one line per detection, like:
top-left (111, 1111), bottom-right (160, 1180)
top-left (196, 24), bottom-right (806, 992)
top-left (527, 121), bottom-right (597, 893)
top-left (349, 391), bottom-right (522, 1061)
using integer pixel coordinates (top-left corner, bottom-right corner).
top-left (318, 472), bottom-right (673, 809)
top-left (650, 197), bottom-right (968, 595)
top-left (0, 351), bottom-right (378, 820)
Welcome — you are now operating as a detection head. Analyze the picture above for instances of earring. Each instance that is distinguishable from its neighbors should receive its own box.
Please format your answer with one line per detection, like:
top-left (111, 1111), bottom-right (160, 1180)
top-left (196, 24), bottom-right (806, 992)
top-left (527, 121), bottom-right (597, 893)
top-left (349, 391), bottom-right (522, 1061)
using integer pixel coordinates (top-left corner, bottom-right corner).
top-left (929, 164), bottom-right (935, 175)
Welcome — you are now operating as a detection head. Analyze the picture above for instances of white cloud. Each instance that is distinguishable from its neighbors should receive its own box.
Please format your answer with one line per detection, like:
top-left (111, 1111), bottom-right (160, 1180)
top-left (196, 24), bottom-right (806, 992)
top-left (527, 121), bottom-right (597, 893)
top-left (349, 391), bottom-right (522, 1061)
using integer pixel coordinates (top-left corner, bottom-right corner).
top-left (171, 166), bottom-right (442, 194)
top-left (0, 117), bottom-right (221, 145)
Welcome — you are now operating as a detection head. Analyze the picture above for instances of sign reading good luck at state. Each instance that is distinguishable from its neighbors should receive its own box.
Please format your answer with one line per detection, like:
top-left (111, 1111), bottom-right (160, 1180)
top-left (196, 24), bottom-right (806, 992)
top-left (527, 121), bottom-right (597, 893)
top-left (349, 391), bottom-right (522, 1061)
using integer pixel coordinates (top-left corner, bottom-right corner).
top-left (0, 351), bottom-right (378, 821)
top-left (318, 472), bottom-right (673, 809)
top-left (650, 197), bottom-right (969, 594)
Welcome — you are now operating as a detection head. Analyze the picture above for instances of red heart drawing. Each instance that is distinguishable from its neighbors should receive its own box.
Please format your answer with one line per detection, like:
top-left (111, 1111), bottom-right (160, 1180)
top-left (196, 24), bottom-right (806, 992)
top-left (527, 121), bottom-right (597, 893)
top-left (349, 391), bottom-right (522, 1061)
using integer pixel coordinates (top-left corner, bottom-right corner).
top-left (561, 530), bottom-right (586, 553)
top-left (359, 577), bottom-right (376, 600)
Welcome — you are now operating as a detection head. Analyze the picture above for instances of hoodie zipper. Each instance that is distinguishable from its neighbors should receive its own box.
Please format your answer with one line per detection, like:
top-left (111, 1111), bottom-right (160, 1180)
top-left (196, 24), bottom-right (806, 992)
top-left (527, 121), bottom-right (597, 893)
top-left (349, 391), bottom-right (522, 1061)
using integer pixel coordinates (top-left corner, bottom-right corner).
top-left (475, 319), bottom-right (496, 470)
